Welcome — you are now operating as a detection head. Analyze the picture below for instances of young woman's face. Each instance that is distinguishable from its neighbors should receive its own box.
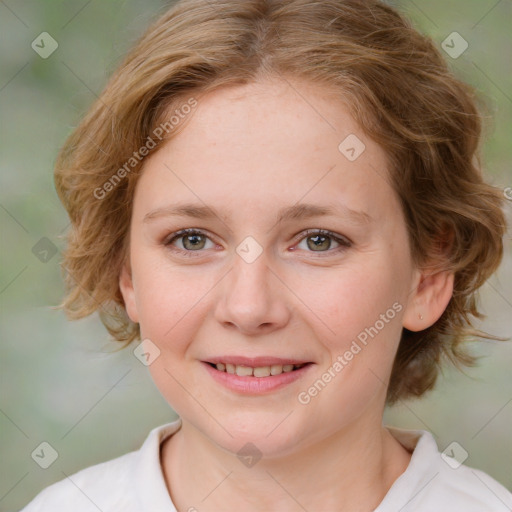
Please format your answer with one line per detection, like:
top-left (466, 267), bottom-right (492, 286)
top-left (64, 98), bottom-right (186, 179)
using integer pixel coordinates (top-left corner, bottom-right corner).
top-left (121, 78), bottom-right (421, 455)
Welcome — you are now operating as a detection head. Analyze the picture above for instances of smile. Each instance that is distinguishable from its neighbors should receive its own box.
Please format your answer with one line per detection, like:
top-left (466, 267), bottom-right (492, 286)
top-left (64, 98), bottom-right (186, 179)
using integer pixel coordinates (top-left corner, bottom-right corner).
top-left (202, 360), bottom-right (314, 394)
top-left (207, 362), bottom-right (308, 377)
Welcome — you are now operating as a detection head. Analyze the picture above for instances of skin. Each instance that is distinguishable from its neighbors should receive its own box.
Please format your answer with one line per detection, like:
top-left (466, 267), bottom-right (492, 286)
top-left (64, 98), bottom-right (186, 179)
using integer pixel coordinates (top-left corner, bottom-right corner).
top-left (120, 77), bottom-right (454, 512)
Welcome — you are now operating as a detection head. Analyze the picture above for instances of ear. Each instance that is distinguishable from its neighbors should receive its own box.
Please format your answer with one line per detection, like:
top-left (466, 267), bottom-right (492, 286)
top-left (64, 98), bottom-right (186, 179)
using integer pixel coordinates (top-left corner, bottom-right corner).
top-left (402, 267), bottom-right (454, 332)
top-left (119, 260), bottom-right (139, 323)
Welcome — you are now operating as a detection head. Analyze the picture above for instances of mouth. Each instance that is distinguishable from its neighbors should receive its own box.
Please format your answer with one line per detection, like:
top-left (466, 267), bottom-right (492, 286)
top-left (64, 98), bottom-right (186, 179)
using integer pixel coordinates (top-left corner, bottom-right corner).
top-left (201, 357), bottom-right (315, 394)
top-left (204, 361), bottom-right (311, 377)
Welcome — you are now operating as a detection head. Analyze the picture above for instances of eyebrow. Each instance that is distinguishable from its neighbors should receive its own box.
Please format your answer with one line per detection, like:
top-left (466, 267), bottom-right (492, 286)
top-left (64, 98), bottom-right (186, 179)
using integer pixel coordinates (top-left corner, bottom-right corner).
top-left (143, 202), bottom-right (373, 227)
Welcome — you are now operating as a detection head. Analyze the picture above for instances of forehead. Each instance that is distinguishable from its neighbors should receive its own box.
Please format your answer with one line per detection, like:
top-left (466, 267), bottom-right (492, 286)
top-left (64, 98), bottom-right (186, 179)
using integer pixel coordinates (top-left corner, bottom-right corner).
top-left (134, 78), bottom-right (397, 224)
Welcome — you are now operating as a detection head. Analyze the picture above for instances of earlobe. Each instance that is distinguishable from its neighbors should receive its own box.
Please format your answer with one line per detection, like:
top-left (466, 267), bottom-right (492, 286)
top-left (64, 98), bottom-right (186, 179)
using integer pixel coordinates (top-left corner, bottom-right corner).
top-left (119, 263), bottom-right (139, 323)
top-left (402, 268), bottom-right (454, 332)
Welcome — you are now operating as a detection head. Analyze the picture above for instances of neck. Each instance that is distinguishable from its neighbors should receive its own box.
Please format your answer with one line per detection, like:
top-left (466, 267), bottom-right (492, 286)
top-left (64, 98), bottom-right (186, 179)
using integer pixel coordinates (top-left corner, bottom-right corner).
top-left (161, 413), bottom-right (412, 512)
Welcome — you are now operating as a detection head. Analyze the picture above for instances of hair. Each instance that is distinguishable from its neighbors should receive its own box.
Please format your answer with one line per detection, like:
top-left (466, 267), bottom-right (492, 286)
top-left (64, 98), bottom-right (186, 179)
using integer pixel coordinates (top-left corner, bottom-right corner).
top-left (54, 0), bottom-right (507, 404)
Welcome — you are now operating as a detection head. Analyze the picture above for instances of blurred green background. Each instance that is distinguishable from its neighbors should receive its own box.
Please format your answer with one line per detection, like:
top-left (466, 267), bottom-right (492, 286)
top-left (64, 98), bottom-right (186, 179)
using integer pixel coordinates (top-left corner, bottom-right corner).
top-left (0, 1), bottom-right (510, 510)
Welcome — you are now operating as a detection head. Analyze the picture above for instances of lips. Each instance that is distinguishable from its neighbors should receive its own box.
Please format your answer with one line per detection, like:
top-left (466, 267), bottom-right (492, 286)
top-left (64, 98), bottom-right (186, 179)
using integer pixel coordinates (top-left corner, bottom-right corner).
top-left (203, 356), bottom-right (313, 378)
top-left (207, 361), bottom-right (308, 377)
top-left (202, 359), bottom-right (314, 394)
top-left (204, 356), bottom-right (312, 367)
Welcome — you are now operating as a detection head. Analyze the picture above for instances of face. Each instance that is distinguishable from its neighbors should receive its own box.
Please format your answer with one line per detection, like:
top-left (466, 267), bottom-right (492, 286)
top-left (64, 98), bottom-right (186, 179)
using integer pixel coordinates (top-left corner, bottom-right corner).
top-left (120, 78), bottom-right (423, 456)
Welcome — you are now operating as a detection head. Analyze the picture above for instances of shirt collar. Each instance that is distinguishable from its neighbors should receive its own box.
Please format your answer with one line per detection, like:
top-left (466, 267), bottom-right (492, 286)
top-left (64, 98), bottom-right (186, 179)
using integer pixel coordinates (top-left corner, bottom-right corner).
top-left (133, 417), bottom-right (183, 512)
top-left (373, 426), bottom-right (441, 511)
top-left (131, 419), bottom-right (439, 512)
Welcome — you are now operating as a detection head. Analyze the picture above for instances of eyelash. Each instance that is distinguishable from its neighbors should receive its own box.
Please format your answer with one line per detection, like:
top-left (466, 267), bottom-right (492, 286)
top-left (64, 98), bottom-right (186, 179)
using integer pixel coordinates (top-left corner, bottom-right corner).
top-left (164, 228), bottom-right (352, 258)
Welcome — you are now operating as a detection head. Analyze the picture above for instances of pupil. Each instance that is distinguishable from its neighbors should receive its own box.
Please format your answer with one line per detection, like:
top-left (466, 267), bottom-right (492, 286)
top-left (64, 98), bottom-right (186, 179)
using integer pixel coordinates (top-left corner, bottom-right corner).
top-left (185, 234), bottom-right (204, 249)
top-left (308, 235), bottom-right (329, 251)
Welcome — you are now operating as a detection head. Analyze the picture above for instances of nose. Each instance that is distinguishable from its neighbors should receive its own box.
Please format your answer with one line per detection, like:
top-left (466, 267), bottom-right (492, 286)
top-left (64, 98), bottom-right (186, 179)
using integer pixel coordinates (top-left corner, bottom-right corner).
top-left (213, 248), bottom-right (292, 336)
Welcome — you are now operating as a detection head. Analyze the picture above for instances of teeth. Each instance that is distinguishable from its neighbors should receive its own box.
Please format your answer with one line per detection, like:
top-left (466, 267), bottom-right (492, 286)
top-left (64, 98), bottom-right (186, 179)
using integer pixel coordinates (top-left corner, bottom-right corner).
top-left (270, 364), bottom-right (283, 375)
top-left (214, 363), bottom-right (305, 377)
top-left (235, 365), bottom-right (253, 377)
top-left (253, 366), bottom-right (271, 377)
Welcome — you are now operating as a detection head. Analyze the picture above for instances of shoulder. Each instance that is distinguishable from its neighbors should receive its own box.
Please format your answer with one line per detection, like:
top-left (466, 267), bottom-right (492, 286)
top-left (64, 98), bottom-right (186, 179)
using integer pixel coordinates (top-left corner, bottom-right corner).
top-left (20, 420), bottom-right (182, 512)
top-left (378, 426), bottom-right (512, 512)
top-left (20, 450), bottom-right (139, 511)
top-left (429, 462), bottom-right (512, 511)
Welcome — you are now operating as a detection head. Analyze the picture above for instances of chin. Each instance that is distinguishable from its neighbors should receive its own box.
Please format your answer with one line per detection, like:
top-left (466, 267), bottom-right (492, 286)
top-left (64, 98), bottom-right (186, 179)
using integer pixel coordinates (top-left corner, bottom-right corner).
top-left (202, 416), bottom-right (308, 460)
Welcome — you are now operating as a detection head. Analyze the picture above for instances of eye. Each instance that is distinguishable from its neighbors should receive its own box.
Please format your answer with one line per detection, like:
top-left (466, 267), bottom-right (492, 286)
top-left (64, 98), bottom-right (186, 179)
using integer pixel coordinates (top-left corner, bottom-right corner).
top-left (164, 229), bottom-right (216, 256)
top-left (294, 229), bottom-right (352, 255)
top-left (164, 228), bottom-right (352, 258)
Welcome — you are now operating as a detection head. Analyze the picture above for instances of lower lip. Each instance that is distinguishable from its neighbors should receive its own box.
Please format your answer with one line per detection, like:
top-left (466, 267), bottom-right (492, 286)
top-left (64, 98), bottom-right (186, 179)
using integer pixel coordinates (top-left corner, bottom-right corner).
top-left (202, 362), bottom-right (314, 394)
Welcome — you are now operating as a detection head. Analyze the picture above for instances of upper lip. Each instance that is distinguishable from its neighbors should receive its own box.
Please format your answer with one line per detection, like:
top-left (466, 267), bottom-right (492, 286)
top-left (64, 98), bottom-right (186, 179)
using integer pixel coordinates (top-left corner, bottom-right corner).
top-left (203, 356), bottom-right (313, 367)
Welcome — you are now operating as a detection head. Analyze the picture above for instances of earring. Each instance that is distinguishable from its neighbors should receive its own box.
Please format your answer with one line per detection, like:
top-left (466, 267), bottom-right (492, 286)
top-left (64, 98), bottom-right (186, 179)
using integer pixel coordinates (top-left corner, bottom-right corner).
top-left (418, 313), bottom-right (423, 320)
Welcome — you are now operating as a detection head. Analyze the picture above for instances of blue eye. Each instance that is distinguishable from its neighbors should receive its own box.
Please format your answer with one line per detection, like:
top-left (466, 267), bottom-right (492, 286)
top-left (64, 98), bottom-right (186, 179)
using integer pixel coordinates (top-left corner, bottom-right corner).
top-left (164, 228), bottom-right (351, 258)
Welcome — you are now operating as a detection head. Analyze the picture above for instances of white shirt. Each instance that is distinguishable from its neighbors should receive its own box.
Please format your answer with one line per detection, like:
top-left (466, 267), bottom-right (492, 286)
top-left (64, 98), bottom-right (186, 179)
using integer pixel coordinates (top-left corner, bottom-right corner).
top-left (21, 417), bottom-right (512, 511)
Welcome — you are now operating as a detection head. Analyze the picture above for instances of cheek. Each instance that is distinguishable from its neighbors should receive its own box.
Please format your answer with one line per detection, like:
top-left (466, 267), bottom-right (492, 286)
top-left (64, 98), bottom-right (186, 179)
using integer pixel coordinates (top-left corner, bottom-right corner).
top-left (133, 260), bottom-right (216, 411)
top-left (131, 253), bottom-right (214, 347)
top-left (293, 264), bottom-right (406, 426)
top-left (295, 260), bottom-right (406, 350)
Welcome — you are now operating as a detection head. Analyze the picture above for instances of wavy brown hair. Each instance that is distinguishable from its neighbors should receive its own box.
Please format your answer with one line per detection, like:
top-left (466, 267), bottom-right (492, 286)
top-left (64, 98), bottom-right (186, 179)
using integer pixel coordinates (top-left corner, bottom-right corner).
top-left (54, 0), bottom-right (508, 404)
